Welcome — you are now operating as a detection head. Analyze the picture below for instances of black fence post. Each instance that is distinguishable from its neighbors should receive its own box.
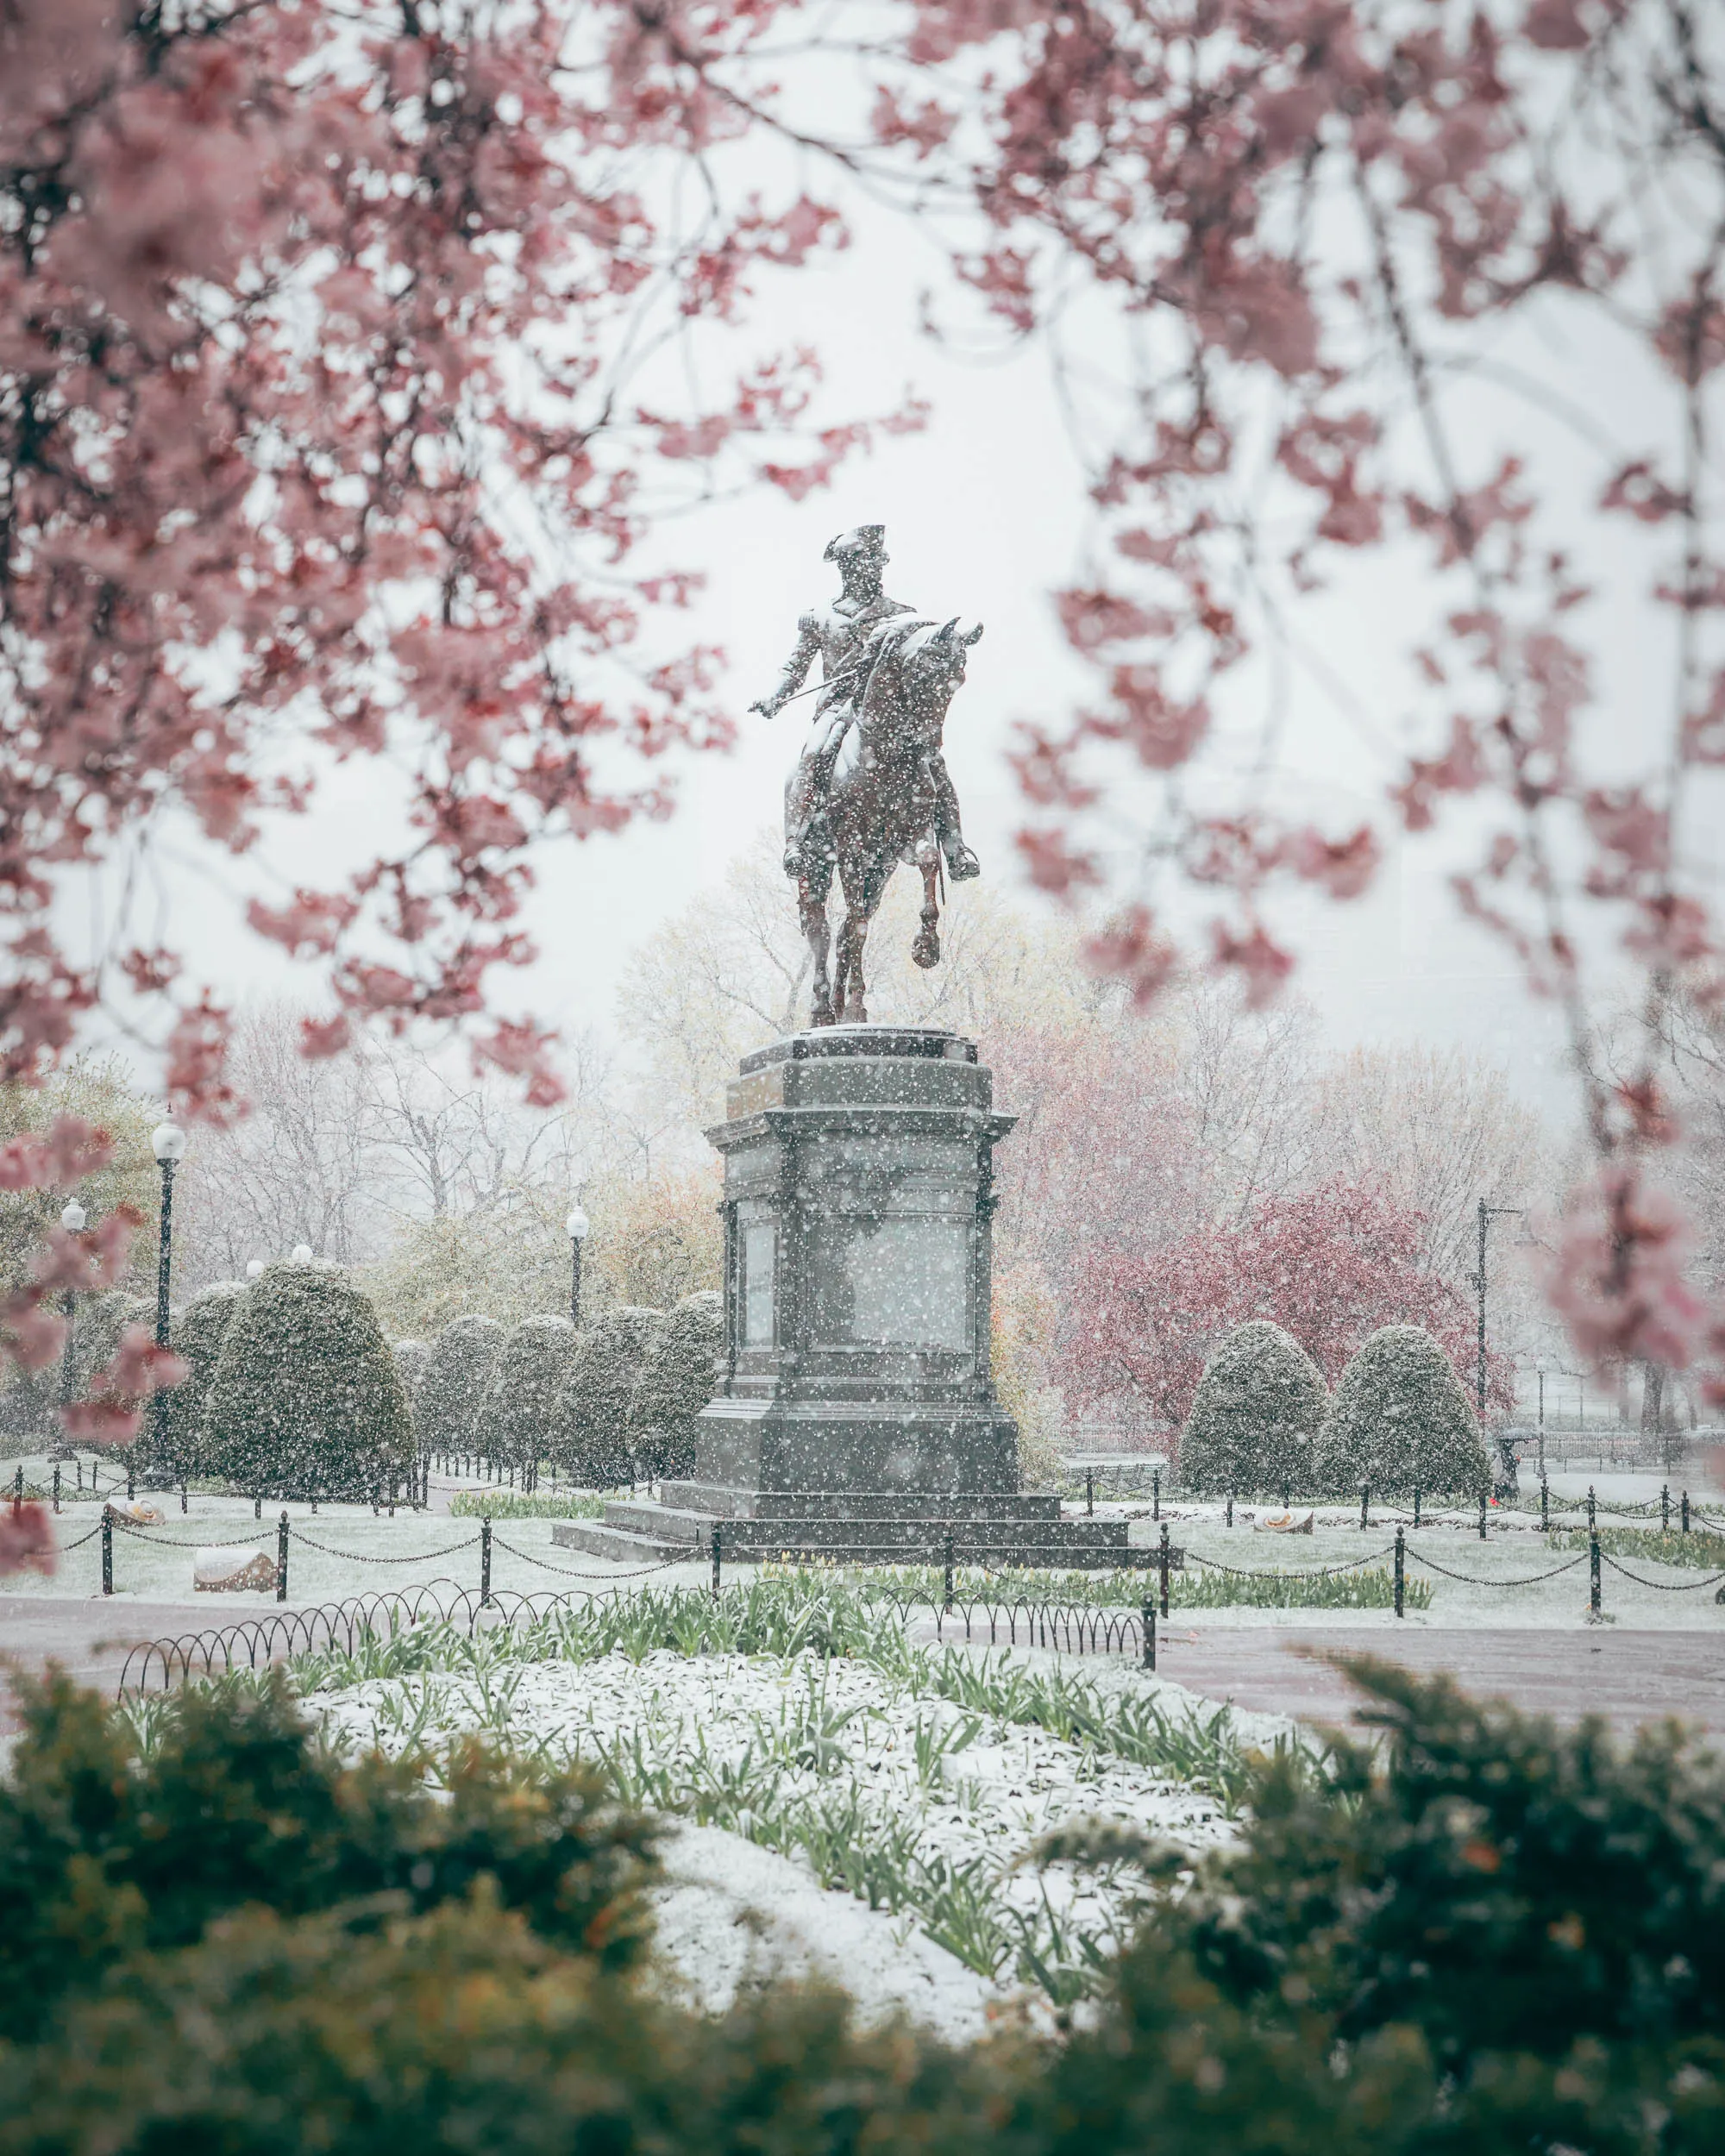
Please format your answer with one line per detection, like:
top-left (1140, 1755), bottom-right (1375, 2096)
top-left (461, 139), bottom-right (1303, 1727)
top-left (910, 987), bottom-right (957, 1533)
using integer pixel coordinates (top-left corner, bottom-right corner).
top-left (179, 1479), bottom-right (187, 1515)
top-left (1540, 1476), bottom-right (1549, 1532)
top-left (52, 1463), bottom-right (60, 1514)
top-left (276, 1510), bottom-right (289, 1602)
top-left (1141, 1600), bottom-right (1157, 1671)
top-left (254, 1491), bottom-right (262, 1520)
top-left (1587, 1483), bottom-right (1596, 1533)
top-left (480, 1516), bottom-right (492, 1608)
top-left (1590, 1526), bottom-right (1602, 1619)
top-left (1226, 1494), bottom-right (1233, 1528)
top-left (127, 1463), bottom-right (135, 1501)
top-left (1394, 1525), bottom-right (1405, 1618)
top-left (1662, 1482), bottom-right (1672, 1533)
top-left (943, 1529), bottom-right (955, 1614)
top-left (1413, 1487), bottom-right (1421, 1528)
top-left (1360, 1484), bottom-right (1369, 1532)
top-left (1152, 1469), bottom-right (1160, 1521)
top-left (1682, 1491), bottom-right (1690, 1534)
top-left (101, 1509), bottom-right (113, 1596)
top-left (1158, 1522), bottom-right (1170, 1619)
top-left (1477, 1491), bottom-right (1488, 1540)
top-left (1085, 1469), bottom-right (1094, 1518)
top-left (711, 1522), bottom-right (723, 1600)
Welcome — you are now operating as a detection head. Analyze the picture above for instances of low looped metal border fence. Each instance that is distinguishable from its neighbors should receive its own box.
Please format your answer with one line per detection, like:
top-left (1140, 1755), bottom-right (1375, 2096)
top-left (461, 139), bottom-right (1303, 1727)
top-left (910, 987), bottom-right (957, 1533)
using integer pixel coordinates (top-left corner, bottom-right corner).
top-left (116, 1579), bottom-right (479, 1695)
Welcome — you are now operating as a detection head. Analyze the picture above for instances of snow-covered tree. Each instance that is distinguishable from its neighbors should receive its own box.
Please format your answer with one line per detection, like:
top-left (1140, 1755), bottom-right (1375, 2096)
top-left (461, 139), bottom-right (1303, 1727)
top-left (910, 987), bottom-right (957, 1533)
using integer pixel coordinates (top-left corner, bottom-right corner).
top-left (1317, 1326), bottom-right (1490, 1501)
top-left (630, 1293), bottom-right (721, 1482)
top-left (159, 1282), bottom-right (248, 1482)
top-left (477, 1316), bottom-right (578, 1478)
top-left (555, 1307), bottom-right (664, 1489)
top-left (415, 1316), bottom-right (505, 1458)
top-left (202, 1262), bottom-right (411, 1501)
top-left (1179, 1321), bottom-right (1328, 1498)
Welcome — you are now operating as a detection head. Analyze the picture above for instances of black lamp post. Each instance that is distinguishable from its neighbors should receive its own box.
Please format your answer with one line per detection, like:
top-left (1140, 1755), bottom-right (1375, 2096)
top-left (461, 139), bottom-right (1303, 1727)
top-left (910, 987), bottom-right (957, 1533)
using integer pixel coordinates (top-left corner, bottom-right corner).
top-left (151, 1122), bottom-right (186, 1346)
top-left (566, 1204), bottom-right (589, 1327)
top-left (59, 1199), bottom-right (86, 1419)
top-left (1471, 1197), bottom-right (1524, 1419)
top-left (149, 1121), bottom-right (186, 1483)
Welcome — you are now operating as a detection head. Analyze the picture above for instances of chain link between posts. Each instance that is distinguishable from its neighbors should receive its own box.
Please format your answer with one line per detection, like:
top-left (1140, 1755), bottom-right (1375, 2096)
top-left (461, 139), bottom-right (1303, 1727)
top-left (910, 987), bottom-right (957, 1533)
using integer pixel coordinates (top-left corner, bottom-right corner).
top-left (1598, 1552), bottom-right (1725, 1592)
top-left (491, 1534), bottom-right (687, 1581)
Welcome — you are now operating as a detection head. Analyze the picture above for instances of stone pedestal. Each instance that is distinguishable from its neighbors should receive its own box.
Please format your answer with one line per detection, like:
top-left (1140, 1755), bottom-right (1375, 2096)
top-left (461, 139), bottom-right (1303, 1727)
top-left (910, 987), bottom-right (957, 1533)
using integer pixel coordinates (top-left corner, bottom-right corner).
top-left (555, 1025), bottom-right (1141, 1566)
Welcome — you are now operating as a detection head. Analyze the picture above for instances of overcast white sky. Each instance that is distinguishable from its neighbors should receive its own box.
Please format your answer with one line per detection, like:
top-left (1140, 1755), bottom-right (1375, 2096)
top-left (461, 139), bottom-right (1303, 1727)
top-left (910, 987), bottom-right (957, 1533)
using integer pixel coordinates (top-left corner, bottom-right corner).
top-left (72, 162), bottom-right (1721, 1138)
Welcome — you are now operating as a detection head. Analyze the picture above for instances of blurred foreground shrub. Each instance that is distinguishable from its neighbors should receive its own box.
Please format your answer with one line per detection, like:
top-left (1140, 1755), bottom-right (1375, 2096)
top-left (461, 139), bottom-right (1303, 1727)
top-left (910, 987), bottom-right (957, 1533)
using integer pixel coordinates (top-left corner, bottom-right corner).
top-left (2, 1659), bottom-right (1722, 2154)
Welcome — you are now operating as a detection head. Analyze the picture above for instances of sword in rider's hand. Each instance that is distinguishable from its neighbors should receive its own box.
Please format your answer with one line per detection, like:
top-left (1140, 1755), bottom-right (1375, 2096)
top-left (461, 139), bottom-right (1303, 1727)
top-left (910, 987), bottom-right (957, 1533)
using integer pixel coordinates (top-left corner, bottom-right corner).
top-left (750, 664), bottom-right (865, 718)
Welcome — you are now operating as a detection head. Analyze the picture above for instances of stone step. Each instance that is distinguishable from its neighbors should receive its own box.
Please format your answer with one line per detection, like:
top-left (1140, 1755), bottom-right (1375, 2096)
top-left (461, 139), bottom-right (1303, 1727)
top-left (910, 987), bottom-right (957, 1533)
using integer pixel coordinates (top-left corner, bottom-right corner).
top-left (603, 1500), bottom-right (704, 1542)
top-left (553, 1502), bottom-right (1160, 1570)
top-left (659, 1482), bottom-right (1065, 1524)
top-left (551, 1520), bottom-right (699, 1567)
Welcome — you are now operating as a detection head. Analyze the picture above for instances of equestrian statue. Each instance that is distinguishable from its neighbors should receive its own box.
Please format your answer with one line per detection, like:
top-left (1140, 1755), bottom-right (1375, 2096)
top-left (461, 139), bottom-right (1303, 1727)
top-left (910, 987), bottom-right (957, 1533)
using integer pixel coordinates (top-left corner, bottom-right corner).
top-left (750, 524), bottom-right (983, 1028)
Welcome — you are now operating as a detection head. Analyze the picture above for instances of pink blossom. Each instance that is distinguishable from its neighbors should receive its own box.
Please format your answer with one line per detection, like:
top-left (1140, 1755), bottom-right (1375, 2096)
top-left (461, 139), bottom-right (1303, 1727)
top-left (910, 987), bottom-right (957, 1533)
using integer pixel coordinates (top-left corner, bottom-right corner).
top-left (0, 1501), bottom-right (56, 1581)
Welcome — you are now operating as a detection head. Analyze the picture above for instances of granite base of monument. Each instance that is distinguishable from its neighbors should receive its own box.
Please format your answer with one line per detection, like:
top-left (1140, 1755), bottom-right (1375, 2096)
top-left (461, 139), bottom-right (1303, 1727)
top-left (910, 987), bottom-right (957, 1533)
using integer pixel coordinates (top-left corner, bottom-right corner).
top-left (553, 1024), bottom-right (1143, 1570)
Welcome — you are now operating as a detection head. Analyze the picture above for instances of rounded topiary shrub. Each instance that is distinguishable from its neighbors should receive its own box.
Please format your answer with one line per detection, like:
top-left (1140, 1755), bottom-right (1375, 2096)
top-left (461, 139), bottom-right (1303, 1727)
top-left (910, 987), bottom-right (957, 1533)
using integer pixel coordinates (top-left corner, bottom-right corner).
top-left (201, 1261), bottom-right (413, 1501)
top-left (392, 1338), bottom-right (431, 1448)
top-left (477, 1314), bottom-right (578, 1476)
top-left (630, 1291), bottom-right (721, 1482)
top-left (1316, 1323), bottom-right (1490, 1498)
top-left (555, 1306), bottom-right (664, 1489)
top-left (1178, 1320), bottom-right (1328, 1497)
top-left (160, 1281), bottom-right (248, 1482)
top-left (416, 1315), bottom-right (505, 1457)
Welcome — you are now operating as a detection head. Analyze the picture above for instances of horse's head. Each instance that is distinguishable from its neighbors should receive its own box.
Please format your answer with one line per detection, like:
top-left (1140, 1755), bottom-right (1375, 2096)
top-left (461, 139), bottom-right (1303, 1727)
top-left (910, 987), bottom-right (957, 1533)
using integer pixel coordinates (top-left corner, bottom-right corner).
top-left (863, 617), bottom-right (982, 744)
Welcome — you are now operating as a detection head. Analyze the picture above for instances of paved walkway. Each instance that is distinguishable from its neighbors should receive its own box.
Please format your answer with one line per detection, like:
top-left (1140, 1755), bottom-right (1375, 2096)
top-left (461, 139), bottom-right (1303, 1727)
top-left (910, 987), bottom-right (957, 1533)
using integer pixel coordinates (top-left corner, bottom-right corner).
top-left (6, 1600), bottom-right (1724, 1747)
top-left (1152, 1626), bottom-right (1725, 1741)
top-left (0, 1597), bottom-right (223, 1730)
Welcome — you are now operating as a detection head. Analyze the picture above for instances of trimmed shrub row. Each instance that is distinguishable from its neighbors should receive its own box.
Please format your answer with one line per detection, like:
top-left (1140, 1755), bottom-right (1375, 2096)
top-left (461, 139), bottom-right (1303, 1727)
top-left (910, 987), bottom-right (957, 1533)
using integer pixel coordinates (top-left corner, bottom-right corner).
top-left (1181, 1319), bottom-right (1489, 1497)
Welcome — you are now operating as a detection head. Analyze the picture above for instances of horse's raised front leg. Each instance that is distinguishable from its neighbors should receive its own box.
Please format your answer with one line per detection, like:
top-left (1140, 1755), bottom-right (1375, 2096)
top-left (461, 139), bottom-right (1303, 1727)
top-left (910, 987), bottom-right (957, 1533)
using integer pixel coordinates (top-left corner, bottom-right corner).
top-left (910, 840), bottom-right (941, 970)
top-left (800, 872), bottom-right (835, 1028)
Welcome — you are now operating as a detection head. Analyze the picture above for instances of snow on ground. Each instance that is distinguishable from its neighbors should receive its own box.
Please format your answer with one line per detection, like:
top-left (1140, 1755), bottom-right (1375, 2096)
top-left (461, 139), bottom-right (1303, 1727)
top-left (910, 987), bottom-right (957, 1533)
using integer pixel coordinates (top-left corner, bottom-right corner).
top-left (646, 1823), bottom-right (1002, 2040)
top-left (305, 1637), bottom-right (1264, 2017)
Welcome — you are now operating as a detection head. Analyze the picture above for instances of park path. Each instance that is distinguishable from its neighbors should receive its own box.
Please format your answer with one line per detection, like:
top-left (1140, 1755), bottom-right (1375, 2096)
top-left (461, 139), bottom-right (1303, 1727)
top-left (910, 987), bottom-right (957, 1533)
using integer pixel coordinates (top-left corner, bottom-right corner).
top-left (1150, 1625), bottom-right (1725, 1742)
top-left (6, 1598), bottom-right (1724, 1746)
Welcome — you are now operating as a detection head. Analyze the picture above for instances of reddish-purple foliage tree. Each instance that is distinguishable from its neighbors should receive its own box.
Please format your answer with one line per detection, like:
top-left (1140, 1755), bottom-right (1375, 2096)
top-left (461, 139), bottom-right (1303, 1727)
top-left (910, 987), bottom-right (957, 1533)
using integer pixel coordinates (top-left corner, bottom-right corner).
top-left (844, 0), bottom-right (1724, 1396)
top-left (1058, 1179), bottom-right (1512, 1435)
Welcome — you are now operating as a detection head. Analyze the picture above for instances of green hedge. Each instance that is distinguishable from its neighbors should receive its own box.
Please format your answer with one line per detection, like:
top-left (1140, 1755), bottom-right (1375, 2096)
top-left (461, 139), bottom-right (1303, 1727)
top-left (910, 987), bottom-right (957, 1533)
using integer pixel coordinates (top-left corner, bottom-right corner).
top-left (555, 1305), bottom-right (664, 1487)
top-left (1178, 1319), bottom-right (1327, 1495)
top-left (630, 1288), bottom-right (722, 1480)
top-left (1318, 1324), bottom-right (1490, 1497)
top-left (477, 1313), bottom-right (579, 1472)
top-left (159, 1279), bottom-right (247, 1480)
top-left (416, 1313), bottom-right (505, 1453)
top-left (201, 1261), bottom-right (413, 1500)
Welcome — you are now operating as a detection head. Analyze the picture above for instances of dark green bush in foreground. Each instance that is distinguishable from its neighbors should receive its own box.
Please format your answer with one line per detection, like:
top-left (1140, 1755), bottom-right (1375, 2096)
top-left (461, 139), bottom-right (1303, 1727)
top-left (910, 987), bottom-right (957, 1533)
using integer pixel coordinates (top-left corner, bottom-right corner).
top-left (2, 1658), bottom-right (1722, 2155)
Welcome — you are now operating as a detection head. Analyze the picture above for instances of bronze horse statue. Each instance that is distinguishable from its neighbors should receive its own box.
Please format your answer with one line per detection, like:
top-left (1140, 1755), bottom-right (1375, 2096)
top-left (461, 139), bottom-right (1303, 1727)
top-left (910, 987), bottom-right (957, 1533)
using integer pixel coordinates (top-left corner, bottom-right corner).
top-left (793, 616), bottom-right (984, 1027)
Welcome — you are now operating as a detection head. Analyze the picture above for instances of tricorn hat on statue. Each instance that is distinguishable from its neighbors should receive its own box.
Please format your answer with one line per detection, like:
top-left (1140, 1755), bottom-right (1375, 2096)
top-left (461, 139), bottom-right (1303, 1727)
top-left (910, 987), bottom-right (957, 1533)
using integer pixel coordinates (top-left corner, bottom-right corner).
top-left (824, 523), bottom-right (887, 565)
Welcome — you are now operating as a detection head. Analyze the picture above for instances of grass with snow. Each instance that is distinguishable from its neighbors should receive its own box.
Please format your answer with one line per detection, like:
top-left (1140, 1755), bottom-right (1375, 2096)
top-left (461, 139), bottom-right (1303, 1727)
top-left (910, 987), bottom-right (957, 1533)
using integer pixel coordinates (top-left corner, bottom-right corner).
top-left (227, 1574), bottom-right (1323, 2006)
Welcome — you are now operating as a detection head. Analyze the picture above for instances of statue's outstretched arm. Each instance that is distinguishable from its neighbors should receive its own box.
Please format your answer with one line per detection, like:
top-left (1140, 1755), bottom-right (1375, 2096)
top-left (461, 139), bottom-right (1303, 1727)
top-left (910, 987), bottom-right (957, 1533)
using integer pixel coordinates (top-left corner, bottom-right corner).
top-left (750, 615), bottom-right (819, 718)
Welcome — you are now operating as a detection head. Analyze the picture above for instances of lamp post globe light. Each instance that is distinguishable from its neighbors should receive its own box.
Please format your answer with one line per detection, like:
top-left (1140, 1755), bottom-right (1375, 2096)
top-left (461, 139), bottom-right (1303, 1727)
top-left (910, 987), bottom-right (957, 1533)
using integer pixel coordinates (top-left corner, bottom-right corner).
top-left (292, 1244), bottom-right (313, 1264)
top-left (59, 1200), bottom-right (86, 1416)
top-left (566, 1205), bottom-right (589, 1328)
top-left (246, 1259), bottom-right (265, 1278)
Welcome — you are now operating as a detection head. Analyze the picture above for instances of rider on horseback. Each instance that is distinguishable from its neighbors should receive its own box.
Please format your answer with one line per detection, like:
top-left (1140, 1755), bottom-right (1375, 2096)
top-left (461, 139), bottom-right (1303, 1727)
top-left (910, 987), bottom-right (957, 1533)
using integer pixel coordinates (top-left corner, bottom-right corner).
top-left (750, 524), bottom-right (982, 884)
